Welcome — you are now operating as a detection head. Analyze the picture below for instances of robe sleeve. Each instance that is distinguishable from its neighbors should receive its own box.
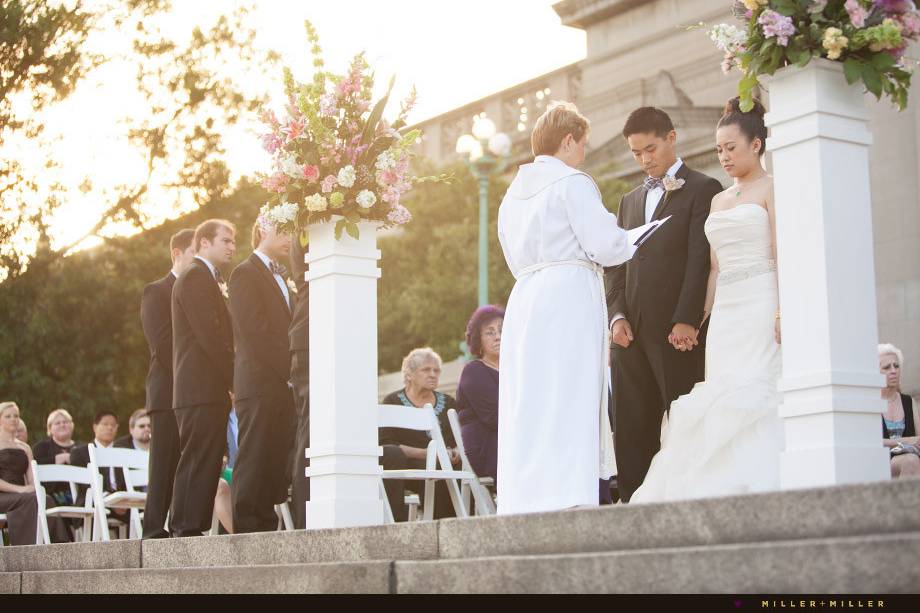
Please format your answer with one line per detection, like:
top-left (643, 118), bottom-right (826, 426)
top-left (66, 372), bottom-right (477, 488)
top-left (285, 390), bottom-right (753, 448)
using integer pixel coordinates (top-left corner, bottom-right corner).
top-left (562, 174), bottom-right (631, 267)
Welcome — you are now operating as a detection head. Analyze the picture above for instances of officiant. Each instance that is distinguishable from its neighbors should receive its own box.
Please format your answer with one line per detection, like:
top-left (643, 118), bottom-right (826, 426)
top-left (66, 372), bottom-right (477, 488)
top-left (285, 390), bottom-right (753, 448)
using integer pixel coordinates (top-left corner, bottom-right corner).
top-left (496, 102), bottom-right (633, 515)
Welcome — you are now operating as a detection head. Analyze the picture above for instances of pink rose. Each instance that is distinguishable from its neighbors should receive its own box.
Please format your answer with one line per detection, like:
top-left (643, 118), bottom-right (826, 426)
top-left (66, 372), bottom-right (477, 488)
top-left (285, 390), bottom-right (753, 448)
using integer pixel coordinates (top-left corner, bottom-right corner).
top-left (262, 172), bottom-right (290, 193)
top-left (303, 164), bottom-right (320, 183)
top-left (321, 175), bottom-right (337, 194)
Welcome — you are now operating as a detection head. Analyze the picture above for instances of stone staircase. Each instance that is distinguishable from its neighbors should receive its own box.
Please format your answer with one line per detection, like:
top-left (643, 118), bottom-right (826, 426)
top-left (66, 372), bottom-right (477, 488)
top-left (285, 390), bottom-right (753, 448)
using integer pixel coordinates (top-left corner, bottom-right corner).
top-left (2, 479), bottom-right (919, 593)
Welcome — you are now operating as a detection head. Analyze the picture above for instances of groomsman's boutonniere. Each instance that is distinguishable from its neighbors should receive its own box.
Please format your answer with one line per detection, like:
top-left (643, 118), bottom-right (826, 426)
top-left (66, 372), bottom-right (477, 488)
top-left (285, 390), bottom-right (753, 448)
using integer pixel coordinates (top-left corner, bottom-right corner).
top-left (286, 278), bottom-right (298, 295)
top-left (662, 176), bottom-right (685, 203)
top-left (218, 280), bottom-right (230, 300)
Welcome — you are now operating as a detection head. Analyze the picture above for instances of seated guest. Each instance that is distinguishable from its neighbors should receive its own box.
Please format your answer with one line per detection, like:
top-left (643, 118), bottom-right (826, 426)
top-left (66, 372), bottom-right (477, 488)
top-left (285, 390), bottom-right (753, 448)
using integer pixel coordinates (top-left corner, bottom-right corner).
top-left (879, 343), bottom-right (920, 479)
top-left (32, 408), bottom-right (80, 506)
top-left (0, 401), bottom-right (70, 545)
top-left (115, 409), bottom-right (151, 451)
top-left (380, 348), bottom-right (461, 521)
top-left (15, 419), bottom-right (28, 444)
top-left (71, 411), bottom-right (128, 521)
top-left (456, 306), bottom-right (503, 482)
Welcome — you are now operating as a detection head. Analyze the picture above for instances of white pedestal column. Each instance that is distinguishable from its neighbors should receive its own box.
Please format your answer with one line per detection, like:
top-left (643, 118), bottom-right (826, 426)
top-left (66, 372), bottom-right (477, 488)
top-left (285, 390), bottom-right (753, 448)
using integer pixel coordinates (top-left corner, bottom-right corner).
top-left (766, 59), bottom-right (889, 488)
top-left (304, 218), bottom-right (384, 528)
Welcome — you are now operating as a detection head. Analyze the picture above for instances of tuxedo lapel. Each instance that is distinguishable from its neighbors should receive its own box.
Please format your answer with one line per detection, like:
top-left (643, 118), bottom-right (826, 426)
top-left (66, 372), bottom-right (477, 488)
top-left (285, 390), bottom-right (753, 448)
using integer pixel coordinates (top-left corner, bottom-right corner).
top-left (632, 188), bottom-right (648, 229)
top-left (651, 163), bottom-right (690, 222)
top-left (249, 253), bottom-right (292, 317)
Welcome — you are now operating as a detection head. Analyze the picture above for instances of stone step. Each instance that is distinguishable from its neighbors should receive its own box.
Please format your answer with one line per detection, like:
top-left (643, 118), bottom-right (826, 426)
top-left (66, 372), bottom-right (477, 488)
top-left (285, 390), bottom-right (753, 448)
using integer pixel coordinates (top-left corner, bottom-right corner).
top-left (438, 479), bottom-right (920, 559)
top-left (396, 531), bottom-right (920, 594)
top-left (8, 560), bottom-right (393, 594)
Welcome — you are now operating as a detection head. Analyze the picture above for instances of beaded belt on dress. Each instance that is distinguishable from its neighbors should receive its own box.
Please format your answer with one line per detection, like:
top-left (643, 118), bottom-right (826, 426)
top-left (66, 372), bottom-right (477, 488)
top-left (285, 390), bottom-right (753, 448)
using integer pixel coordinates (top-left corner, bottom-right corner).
top-left (717, 259), bottom-right (776, 286)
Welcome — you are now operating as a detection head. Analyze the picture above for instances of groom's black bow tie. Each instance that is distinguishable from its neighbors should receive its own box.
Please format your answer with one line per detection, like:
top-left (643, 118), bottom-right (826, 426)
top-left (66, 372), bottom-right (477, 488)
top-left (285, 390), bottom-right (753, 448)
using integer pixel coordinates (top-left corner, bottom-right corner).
top-left (270, 261), bottom-right (287, 276)
top-left (643, 176), bottom-right (664, 191)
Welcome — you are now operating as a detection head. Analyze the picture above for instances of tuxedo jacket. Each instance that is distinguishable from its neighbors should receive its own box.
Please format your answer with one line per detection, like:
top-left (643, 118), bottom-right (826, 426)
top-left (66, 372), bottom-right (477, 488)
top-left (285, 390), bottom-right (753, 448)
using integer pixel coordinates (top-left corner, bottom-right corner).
top-left (70, 443), bottom-right (126, 497)
top-left (605, 163), bottom-right (722, 333)
top-left (171, 258), bottom-right (234, 409)
top-left (140, 273), bottom-right (175, 414)
top-left (229, 252), bottom-right (295, 400)
top-left (288, 233), bottom-right (309, 353)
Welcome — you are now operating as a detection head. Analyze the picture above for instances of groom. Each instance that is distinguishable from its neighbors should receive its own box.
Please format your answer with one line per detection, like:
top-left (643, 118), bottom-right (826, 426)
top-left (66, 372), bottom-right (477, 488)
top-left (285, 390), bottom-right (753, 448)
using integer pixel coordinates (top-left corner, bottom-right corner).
top-left (605, 107), bottom-right (722, 502)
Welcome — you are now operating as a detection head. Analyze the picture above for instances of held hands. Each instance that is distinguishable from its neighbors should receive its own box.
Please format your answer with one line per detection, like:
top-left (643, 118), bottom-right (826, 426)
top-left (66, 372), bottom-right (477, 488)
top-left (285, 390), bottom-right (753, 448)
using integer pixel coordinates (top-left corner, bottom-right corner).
top-left (448, 448), bottom-right (461, 466)
top-left (774, 313), bottom-right (782, 345)
top-left (668, 323), bottom-right (699, 352)
top-left (610, 319), bottom-right (634, 349)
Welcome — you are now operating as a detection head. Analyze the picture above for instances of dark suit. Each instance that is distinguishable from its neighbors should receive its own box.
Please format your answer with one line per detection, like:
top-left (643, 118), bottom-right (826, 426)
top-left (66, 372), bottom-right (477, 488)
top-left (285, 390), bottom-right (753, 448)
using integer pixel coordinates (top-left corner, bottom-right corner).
top-left (70, 443), bottom-right (127, 524)
top-left (139, 272), bottom-right (180, 538)
top-left (605, 162), bottom-right (721, 502)
top-left (288, 234), bottom-right (310, 529)
top-left (170, 257), bottom-right (234, 536)
top-left (228, 252), bottom-right (296, 533)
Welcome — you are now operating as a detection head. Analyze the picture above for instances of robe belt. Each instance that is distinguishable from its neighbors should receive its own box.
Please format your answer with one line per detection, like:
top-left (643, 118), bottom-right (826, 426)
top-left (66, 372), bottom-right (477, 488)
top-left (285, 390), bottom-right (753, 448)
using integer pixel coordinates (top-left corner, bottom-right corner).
top-left (516, 259), bottom-right (616, 480)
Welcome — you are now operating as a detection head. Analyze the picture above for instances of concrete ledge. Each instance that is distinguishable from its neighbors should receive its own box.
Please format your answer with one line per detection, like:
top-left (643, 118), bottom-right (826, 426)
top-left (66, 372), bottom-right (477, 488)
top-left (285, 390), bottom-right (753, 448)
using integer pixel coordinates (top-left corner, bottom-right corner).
top-left (439, 479), bottom-right (920, 559)
top-left (0, 572), bottom-right (20, 594)
top-left (21, 561), bottom-right (393, 594)
top-left (143, 522), bottom-right (437, 568)
top-left (0, 539), bottom-right (141, 572)
top-left (397, 532), bottom-right (920, 594)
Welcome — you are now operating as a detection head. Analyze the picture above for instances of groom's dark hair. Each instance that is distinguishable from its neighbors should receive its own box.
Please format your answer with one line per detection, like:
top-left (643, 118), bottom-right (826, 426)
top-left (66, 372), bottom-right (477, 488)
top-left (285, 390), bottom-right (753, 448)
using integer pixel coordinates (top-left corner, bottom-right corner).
top-left (622, 107), bottom-right (674, 139)
top-left (169, 229), bottom-right (195, 253)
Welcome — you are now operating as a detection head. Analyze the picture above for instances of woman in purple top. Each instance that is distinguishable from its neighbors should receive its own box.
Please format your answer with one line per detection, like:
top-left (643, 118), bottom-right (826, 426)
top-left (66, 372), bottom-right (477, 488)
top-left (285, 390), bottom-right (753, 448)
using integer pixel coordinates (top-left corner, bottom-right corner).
top-left (456, 305), bottom-right (504, 482)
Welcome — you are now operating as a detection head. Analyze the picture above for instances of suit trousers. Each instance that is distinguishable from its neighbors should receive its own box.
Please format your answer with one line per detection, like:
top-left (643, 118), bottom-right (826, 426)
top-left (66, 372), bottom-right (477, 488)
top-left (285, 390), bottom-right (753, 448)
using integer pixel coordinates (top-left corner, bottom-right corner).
top-left (170, 402), bottom-right (230, 537)
top-left (612, 318), bottom-right (703, 503)
top-left (143, 409), bottom-right (180, 538)
top-left (290, 350), bottom-right (310, 529)
top-left (231, 389), bottom-right (296, 533)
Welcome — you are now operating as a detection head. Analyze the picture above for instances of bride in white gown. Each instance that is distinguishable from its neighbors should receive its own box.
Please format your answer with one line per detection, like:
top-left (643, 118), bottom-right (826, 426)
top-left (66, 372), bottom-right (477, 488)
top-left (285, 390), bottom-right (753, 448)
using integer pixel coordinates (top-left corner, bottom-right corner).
top-left (631, 97), bottom-right (784, 503)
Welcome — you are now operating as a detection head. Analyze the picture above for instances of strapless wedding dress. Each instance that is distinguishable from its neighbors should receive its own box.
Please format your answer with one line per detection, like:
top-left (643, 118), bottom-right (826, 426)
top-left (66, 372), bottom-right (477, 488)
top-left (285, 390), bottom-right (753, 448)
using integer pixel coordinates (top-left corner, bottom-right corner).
top-left (630, 203), bottom-right (784, 502)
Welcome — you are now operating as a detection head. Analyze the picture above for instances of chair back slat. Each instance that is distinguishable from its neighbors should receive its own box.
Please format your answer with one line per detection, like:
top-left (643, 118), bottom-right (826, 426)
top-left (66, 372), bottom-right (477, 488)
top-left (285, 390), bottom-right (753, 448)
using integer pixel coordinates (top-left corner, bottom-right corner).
top-left (89, 445), bottom-right (148, 470)
top-left (31, 463), bottom-right (97, 486)
top-left (377, 403), bottom-right (437, 431)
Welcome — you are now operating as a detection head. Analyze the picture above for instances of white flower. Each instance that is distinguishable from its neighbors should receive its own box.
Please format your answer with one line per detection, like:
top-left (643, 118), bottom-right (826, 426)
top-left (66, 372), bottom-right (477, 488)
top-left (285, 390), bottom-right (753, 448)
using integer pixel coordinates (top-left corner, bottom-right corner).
top-left (709, 23), bottom-right (747, 53)
top-left (336, 165), bottom-right (356, 188)
top-left (356, 189), bottom-right (377, 209)
top-left (304, 193), bottom-right (328, 212)
top-left (258, 201), bottom-right (299, 230)
top-left (375, 151), bottom-right (396, 172)
top-left (286, 277), bottom-right (298, 294)
top-left (218, 281), bottom-right (229, 300)
top-left (280, 154), bottom-right (304, 179)
top-left (662, 176), bottom-right (686, 192)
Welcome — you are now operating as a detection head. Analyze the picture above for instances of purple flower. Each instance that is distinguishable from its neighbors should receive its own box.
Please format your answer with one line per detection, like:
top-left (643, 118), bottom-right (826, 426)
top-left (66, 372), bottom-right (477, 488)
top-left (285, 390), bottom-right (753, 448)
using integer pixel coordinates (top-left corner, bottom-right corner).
top-left (874, 0), bottom-right (916, 15)
top-left (847, 0), bottom-right (870, 26)
top-left (758, 9), bottom-right (796, 46)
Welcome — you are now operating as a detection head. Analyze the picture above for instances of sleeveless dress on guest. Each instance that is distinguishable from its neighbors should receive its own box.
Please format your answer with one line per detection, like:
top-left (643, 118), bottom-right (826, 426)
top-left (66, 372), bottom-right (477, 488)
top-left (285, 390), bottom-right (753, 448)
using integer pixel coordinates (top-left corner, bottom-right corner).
top-left (631, 203), bottom-right (784, 502)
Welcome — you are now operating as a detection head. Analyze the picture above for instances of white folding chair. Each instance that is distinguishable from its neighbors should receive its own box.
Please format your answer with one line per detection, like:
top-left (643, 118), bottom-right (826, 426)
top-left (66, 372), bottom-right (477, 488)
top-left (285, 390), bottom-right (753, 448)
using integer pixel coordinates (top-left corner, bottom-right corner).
top-left (378, 403), bottom-right (474, 522)
top-left (275, 502), bottom-right (294, 531)
top-left (87, 445), bottom-right (148, 540)
top-left (30, 460), bottom-right (101, 543)
top-left (445, 409), bottom-right (496, 516)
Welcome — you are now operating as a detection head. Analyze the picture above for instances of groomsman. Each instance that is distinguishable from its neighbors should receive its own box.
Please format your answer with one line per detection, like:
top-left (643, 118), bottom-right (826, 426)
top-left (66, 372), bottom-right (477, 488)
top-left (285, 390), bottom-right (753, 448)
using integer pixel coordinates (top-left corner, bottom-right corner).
top-left (229, 220), bottom-right (296, 533)
top-left (605, 107), bottom-right (722, 502)
top-left (139, 229), bottom-right (194, 538)
top-left (170, 219), bottom-right (236, 537)
top-left (288, 229), bottom-right (310, 529)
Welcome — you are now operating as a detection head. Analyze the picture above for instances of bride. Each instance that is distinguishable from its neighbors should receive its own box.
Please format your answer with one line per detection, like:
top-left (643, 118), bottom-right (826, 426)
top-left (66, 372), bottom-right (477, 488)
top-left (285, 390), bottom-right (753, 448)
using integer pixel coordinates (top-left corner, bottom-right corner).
top-left (631, 97), bottom-right (784, 503)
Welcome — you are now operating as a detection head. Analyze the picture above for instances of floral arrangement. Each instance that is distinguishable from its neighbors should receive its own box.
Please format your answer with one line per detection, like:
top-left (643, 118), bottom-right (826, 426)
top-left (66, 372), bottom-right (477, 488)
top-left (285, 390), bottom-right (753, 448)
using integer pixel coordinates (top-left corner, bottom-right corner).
top-left (709, 0), bottom-right (920, 111)
top-left (257, 22), bottom-right (447, 240)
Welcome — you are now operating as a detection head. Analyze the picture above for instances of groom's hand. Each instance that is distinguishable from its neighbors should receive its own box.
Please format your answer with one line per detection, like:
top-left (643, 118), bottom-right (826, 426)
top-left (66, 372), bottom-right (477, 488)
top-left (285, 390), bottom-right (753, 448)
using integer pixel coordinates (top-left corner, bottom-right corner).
top-left (669, 323), bottom-right (698, 352)
top-left (611, 319), bottom-right (634, 348)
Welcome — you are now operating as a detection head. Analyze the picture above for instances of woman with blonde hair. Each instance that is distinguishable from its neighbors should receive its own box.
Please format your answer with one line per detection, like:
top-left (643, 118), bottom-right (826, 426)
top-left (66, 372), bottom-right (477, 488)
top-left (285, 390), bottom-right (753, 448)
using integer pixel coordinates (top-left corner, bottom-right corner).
top-left (497, 102), bottom-right (632, 514)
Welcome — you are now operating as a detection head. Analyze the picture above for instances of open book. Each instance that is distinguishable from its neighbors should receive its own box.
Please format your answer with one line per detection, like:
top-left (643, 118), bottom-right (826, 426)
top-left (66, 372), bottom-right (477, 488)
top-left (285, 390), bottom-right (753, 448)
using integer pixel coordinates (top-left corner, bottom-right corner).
top-left (626, 215), bottom-right (671, 259)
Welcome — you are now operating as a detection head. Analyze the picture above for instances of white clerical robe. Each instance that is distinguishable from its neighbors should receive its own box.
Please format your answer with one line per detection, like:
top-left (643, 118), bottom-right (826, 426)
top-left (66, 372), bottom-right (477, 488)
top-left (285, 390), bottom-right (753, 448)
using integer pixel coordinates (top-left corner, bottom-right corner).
top-left (496, 155), bottom-right (631, 515)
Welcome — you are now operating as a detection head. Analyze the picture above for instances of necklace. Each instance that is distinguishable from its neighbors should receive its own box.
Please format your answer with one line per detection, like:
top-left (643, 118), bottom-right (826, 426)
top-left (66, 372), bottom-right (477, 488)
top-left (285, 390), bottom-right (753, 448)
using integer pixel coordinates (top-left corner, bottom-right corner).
top-left (733, 173), bottom-right (768, 197)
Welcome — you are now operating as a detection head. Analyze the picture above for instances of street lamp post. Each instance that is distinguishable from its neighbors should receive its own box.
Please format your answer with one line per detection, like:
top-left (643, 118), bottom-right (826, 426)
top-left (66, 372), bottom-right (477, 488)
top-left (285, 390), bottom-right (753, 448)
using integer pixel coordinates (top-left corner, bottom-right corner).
top-left (456, 115), bottom-right (510, 307)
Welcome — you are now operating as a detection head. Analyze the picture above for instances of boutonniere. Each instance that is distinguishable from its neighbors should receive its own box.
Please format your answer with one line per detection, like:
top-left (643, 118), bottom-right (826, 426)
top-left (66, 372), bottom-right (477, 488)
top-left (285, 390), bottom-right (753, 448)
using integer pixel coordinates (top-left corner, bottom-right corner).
top-left (218, 280), bottom-right (229, 300)
top-left (662, 176), bottom-right (685, 193)
top-left (286, 277), bottom-right (298, 294)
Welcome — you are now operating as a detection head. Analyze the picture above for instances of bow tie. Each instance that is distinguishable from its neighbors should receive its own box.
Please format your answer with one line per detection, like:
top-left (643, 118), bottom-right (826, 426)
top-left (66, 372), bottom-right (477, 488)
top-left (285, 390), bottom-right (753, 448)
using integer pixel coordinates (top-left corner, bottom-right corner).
top-left (270, 261), bottom-right (287, 276)
top-left (214, 268), bottom-right (223, 283)
top-left (643, 176), bottom-right (664, 191)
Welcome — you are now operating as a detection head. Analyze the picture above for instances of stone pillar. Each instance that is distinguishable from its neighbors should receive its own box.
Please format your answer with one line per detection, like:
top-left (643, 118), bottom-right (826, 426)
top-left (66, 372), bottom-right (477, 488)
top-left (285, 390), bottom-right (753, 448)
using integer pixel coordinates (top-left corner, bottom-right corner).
top-left (304, 218), bottom-right (384, 528)
top-left (766, 59), bottom-right (889, 488)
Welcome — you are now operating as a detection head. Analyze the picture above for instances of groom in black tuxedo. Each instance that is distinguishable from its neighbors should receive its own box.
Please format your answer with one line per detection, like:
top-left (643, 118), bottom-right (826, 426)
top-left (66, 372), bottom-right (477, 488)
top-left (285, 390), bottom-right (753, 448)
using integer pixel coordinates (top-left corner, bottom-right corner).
top-left (605, 107), bottom-right (722, 502)
top-left (288, 229), bottom-right (310, 529)
top-left (229, 220), bottom-right (296, 533)
top-left (139, 228), bottom-right (195, 538)
top-left (170, 219), bottom-right (236, 536)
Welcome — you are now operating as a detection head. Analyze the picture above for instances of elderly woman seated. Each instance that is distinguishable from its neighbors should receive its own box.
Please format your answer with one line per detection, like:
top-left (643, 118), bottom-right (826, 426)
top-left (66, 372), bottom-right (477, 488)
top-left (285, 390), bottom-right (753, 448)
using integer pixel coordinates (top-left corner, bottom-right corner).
top-left (456, 305), bottom-right (503, 483)
top-left (380, 347), bottom-right (460, 521)
top-left (879, 343), bottom-right (920, 479)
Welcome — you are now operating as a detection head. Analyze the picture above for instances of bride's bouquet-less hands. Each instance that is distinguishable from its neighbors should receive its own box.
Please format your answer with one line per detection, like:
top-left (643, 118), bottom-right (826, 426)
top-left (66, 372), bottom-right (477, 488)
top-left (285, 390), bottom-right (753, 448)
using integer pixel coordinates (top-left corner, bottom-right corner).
top-left (257, 22), bottom-right (450, 240)
top-left (709, 0), bottom-right (920, 112)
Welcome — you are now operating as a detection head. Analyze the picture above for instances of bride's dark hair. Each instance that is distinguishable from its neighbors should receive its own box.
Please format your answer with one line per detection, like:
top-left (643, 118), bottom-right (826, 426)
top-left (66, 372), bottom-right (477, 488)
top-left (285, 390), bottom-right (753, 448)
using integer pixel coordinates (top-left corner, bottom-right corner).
top-left (718, 97), bottom-right (768, 157)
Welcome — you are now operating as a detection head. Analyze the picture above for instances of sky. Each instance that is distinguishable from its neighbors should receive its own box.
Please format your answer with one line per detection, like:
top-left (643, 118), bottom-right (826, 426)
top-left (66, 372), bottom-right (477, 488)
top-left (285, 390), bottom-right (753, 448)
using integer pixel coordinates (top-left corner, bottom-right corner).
top-left (13, 0), bottom-right (586, 250)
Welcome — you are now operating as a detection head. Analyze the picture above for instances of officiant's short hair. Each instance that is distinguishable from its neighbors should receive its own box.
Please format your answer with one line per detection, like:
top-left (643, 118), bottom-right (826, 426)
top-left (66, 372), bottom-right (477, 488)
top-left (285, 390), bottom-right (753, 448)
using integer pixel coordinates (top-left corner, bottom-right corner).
top-left (531, 101), bottom-right (589, 157)
top-left (622, 107), bottom-right (674, 139)
top-left (194, 219), bottom-right (236, 252)
top-left (170, 229), bottom-right (195, 253)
